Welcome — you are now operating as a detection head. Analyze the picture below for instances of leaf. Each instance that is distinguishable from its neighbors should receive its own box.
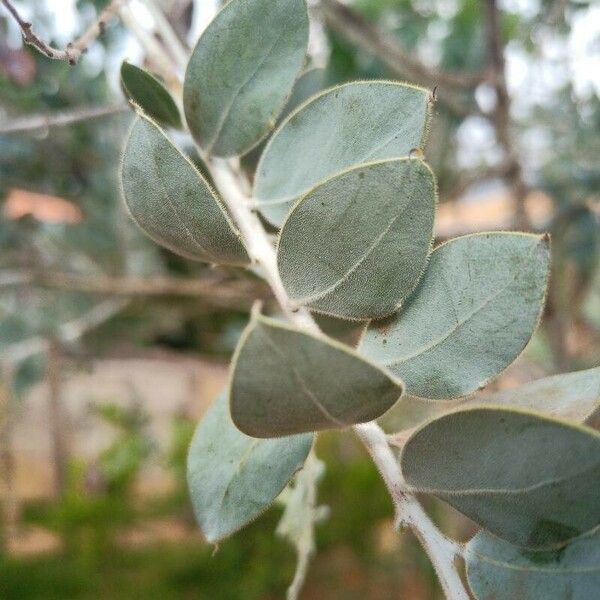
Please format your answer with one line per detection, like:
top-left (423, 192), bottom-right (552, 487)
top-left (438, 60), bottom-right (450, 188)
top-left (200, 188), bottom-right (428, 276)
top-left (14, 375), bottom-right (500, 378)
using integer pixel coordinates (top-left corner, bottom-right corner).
top-left (242, 67), bottom-right (325, 172)
top-left (120, 61), bottom-right (181, 129)
top-left (312, 313), bottom-right (367, 348)
top-left (479, 367), bottom-right (600, 422)
top-left (254, 81), bottom-right (431, 226)
top-left (383, 366), bottom-right (600, 435)
top-left (183, 0), bottom-right (309, 157)
top-left (401, 406), bottom-right (600, 549)
top-left (466, 530), bottom-right (600, 600)
top-left (229, 314), bottom-right (403, 437)
top-left (120, 114), bottom-right (249, 265)
top-left (277, 159), bottom-right (436, 320)
top-left (361, 232), bottom-right (550, 399)
top-left (187, 392), bottom-right (313, 543)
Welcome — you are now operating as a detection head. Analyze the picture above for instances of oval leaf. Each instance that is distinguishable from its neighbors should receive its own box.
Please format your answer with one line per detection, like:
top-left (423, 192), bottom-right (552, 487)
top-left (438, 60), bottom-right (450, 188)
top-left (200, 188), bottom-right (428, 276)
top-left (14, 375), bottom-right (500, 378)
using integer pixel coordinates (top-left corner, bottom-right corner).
top-left (479, 366), bottom-right (600, 422)
top-left (361, 232), bottom-right (550, 399)
top-left (401, 406), bottom-right (600, 548)
top-left (121, 61), bottom-right (181, 129)
top-left (277, 159), bottom-right (436, 320)
top-left (121, 114), bottom-right (249, 265)
top-left (230, 314), bottom-right (403, 437)
top-left (254, 81), bottom-right (431, 226)
top-left (183, 0), bottom-right (309, 157)
top-left (466, 530), bottom-right (600, 600)
top-left (187, 392), bottom-right (313, 543)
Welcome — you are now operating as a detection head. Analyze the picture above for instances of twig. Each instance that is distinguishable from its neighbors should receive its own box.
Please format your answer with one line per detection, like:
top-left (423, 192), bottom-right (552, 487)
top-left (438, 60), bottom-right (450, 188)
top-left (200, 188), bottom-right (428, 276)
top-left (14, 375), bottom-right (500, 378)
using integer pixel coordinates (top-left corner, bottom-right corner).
top-left (0, 104), bottom-right (128, 134)
top-left (206, 156), bottom-right (470, 600)
top-left (1, 299), bottom-right (128, 365)
top-left (483, 0), bottom-right (530, 230)
top-left (320, 0), bottom-right (484, 116)
top-left (0, 0), bottom-right (128, 65)
top-left (0, 269), bottom-right (270, 309)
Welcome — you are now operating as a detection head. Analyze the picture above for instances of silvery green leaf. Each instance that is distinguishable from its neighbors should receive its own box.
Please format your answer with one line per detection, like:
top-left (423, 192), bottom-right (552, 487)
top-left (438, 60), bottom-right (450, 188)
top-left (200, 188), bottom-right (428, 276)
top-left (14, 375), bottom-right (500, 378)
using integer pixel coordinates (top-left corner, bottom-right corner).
top-left (479, 366), bottom-right (600, 422)
top-left (121, 114), bottom-right (249, 265)
top-left (401, 406), bottom-right (600, 549)
top-left (277, 159), bottom-right (436, 320)
top-left (312, 313), bottom-right (367, 348)
top-left (383, 367), bottom-right (600, 434)
top-left (183, 0), bottom-right (309, 157)
top-left (242, 67), bottom-right (325, 172)
top-left (229, 314), bottom-right (403, 437)
top-left (361, 233), bottom-right (550, 399)
top-left (466, 530), bottom-right (600, 600)
top-left (187, 392), bottom-right (313, 543)
top-left (120, 61), bottom-right (181, 129)
top-left (254, 81), bottom-right (431, 226)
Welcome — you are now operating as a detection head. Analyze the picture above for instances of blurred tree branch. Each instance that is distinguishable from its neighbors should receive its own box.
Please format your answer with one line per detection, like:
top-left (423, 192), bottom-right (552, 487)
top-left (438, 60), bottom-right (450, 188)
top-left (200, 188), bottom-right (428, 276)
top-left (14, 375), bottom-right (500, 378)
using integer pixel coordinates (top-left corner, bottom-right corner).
top-left (320, 0), bottom-right (484, 116)
top-left (0, 103), bottom-right (128, 134)
top-left (483, 0), bottom-right (530, 229)
top-left (0, 270), bottom-right (271, 309)
top-left (0, 0), bottom-right (129, 65)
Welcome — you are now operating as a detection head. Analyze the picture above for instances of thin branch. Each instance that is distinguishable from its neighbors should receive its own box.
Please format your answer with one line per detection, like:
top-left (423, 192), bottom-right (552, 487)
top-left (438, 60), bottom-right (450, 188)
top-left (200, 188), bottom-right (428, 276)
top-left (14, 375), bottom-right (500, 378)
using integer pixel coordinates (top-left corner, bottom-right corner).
top-left (483, 0), bottom-right (530, 230)
top-left (354, 422), bottom-right (468, 600)
top-left (1, 0), bottom-right (128, 65)
top-left (320, 0), bottom-right (484, 116)
top-left (0, 270), bottom-right (270, 309)
top-left (0, 104), bottom-right (128, 135)
top-left (1, 299), bottom-right (128, 365)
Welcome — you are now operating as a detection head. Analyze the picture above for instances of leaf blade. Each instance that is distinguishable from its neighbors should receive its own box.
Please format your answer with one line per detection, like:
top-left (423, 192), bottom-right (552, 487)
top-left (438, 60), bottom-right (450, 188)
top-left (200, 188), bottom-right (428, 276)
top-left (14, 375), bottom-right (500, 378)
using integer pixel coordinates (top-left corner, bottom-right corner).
top-left (230, 314), bottom-right (403, 437)
top-left (120, 114), bottom-right (249, 265)
top-left (254, 81), bottom-right (431, 226)
top-left (277, 158), bottom-right (436, 320)
top-left (361, 232), bottom-right (550, 399)
top-left (466, 530), bottom-right (600, 600)
top-left (187, 392), bottom-right (313, 543)
top-left (401, 406), bottom-right (600, 548)
top-left (183, 0), bottom-right (309, 157)
top-left (120, 61), bottom-right (181, 129)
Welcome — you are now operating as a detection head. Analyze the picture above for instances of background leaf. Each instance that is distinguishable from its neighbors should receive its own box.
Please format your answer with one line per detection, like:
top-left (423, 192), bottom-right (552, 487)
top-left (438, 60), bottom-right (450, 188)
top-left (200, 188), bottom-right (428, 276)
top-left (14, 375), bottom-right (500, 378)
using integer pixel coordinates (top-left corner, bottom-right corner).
top-left (121, 115), bottom-right (249, 265)
top-left (187, 392), bottom-right (313, 543)
top-left (401, 406), bottom-right (600, 548)
top-left (254, 81), bottom-right (431, 226)
top-left (120, 61), bottom-right (181, 129)
top-left (361, 232), bottom-right (550, 399)
top-left (277, 159), bottom-right (436, 319)
top-left (466, 530), bottom-right (600, 600)
top-left (229, 314), bottom-right (403, 437)
top-left (183, 0), bottom-right (309, 157)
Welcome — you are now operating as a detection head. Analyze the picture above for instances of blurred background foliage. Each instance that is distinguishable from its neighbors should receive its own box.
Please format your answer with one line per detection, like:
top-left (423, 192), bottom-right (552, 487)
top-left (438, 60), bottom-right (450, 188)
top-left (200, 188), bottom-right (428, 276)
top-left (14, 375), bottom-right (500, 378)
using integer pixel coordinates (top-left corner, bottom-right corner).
top-left (0, 0), bottom-right (598, 598)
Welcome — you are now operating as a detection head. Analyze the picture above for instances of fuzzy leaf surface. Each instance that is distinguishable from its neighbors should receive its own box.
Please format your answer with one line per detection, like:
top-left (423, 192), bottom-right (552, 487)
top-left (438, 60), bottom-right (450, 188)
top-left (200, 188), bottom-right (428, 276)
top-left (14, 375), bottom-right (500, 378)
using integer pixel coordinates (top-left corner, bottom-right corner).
top-left (229, 315), bottom-right (403, 437)
top-left (466, 530), bottom-right (600, 600)
top-left (183, 0), bottom-right (308, 157)
top-left (254, 81), bottom-right (430, 226)
top-left (401, 406), bottom-right (600, 548)
top-left (361, 233), bottom-right (550, 399)
top-left (187, 392), bottom-right (313, 543)
top-left (120, 61), bottom-right (181, 129)
top-left (278, 159), bottom-right (435, 319)
top-left (121, 115), bottom-right (249, 265)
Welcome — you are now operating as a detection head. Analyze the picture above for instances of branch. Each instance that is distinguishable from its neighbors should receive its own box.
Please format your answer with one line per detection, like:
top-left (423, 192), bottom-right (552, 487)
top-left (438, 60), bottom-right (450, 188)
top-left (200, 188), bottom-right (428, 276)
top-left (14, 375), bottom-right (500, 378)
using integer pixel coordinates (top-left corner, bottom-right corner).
top-left (1, 0), bottom-right (128, 65)
top-left (0, 270), bottom-right (270, 310)
top-left (354, 422), bottom-right (469, 600)
top-left (1, 299), bottom-right (128, 365)
top-left (0, 104), bottom-right (128, 135)
top-left (320, 0), bottom-right (484, 116)
top-left (206, 157), bottom-right (469, 599)
top-left (483, 0), bottom-right (530, 229)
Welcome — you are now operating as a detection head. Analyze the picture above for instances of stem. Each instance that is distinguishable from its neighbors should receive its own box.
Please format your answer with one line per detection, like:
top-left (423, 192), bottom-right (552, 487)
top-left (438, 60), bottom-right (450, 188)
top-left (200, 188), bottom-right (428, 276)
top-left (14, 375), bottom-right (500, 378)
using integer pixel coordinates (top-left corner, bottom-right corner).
top-left (354, 423), bottom-right (468, 600)
top-left (206, 158), bottom-right (469, 600)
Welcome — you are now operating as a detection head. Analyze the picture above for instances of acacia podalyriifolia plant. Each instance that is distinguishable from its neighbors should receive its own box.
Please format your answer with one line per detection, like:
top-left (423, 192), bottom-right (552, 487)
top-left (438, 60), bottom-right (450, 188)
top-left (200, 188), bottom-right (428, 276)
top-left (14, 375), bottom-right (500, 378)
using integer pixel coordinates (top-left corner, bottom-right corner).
top-left (117, 0), bottom-right (600, 598)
